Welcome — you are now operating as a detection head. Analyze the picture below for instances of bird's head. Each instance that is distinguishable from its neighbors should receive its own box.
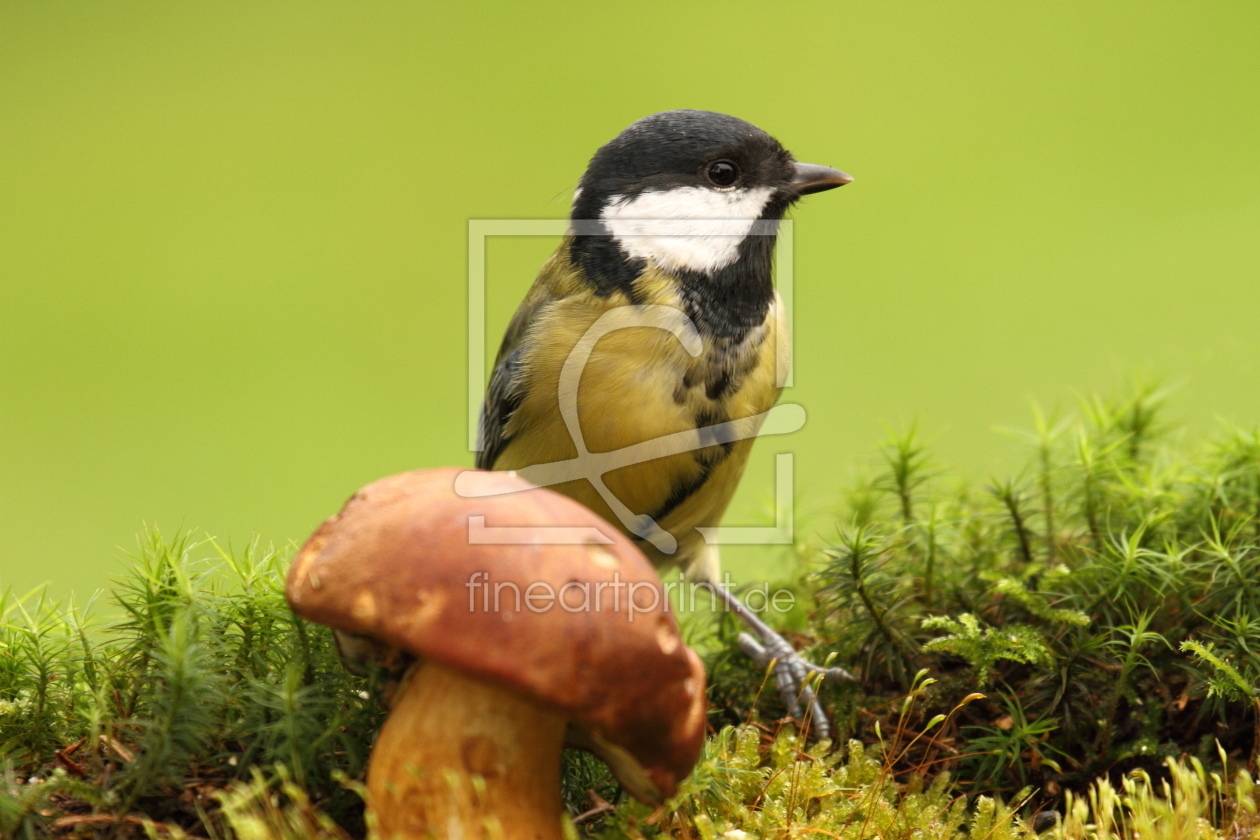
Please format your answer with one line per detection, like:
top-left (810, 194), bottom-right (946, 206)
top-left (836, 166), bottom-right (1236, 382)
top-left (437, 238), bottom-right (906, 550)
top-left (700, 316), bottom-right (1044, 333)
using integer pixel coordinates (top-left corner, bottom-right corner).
top-left (570, 110), bottom-right (851, 279)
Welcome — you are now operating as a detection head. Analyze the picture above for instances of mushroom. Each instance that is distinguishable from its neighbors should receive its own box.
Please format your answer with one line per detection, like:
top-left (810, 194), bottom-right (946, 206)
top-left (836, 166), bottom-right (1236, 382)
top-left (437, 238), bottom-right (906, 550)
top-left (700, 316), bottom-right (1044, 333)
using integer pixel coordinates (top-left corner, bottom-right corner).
top-left (285, 467), bottom-right (706, 840)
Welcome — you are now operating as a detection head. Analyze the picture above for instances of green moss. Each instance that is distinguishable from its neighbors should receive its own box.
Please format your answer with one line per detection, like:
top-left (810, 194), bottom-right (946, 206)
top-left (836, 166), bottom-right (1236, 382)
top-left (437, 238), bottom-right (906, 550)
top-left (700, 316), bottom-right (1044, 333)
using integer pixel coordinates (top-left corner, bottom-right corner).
top-left (0, 534), bottom-right (383, 838)
top-left (3, 383), bottom-right (1260, 838)
top-left (707, 383), bottom-right (1260, 800)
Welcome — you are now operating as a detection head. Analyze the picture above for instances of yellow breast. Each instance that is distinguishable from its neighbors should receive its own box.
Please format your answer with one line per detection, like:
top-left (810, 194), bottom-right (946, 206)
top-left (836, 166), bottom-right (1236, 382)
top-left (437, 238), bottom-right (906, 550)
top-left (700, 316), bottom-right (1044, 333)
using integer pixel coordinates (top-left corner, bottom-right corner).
top-left (491, 251), bottom-right (788, 570)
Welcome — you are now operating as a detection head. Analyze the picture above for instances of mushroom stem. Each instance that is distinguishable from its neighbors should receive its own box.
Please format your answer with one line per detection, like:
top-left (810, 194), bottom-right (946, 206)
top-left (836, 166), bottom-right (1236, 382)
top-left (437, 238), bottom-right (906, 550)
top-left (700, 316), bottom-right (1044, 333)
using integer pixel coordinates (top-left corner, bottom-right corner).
top-left (368, 660), bottom-right (568, 840)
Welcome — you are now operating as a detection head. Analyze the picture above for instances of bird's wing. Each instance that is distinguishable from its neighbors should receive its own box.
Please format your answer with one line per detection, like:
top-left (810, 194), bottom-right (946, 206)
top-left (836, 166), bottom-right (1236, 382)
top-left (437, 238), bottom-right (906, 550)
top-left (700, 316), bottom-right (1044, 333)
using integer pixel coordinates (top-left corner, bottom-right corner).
top-left (476, 341), bottom-right (526, 470)
top-left (475, 263), bottom-right (562, 470)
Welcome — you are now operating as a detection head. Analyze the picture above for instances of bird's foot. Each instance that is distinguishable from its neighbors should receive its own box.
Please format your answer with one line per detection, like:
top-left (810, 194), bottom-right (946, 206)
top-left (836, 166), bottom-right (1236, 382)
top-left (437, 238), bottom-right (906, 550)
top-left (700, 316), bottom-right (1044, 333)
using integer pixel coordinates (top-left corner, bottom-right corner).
top-left (736, 628), bottom-right (855, 741)
top-left (709, 579), bottom-right (854, 740)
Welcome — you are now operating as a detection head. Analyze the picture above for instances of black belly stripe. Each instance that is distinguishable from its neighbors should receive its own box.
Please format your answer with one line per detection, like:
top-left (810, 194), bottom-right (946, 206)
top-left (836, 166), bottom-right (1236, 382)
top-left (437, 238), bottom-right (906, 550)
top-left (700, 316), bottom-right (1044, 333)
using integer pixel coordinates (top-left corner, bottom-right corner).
top-left (647, 406), bottom-right (735, 523)
top-left (694, 408), bottom-right (736, 457)
top-left (705, 370), bottom-right (732, 400)
top-left (648, 459), bottom-right (716, 524)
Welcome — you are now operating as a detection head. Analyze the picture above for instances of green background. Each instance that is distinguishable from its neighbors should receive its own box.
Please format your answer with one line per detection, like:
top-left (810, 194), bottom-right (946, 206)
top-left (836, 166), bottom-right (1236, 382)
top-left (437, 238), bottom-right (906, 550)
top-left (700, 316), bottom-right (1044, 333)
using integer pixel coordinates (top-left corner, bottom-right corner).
top-left (3, 3), bottom-right (1259, 601)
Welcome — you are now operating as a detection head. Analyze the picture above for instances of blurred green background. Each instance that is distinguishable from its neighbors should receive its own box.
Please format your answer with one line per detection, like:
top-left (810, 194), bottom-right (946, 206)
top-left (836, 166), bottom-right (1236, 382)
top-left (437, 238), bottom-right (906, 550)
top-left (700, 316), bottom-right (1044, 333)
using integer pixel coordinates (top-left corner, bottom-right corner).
top-left (3, 2), bottom-right (1259, 601)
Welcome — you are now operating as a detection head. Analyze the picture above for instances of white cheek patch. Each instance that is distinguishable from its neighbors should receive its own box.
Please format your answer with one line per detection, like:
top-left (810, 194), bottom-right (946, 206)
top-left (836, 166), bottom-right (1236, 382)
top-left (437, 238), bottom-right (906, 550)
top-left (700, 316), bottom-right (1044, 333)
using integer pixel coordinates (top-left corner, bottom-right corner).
top-left (600, 186), bottom-right (775, 275)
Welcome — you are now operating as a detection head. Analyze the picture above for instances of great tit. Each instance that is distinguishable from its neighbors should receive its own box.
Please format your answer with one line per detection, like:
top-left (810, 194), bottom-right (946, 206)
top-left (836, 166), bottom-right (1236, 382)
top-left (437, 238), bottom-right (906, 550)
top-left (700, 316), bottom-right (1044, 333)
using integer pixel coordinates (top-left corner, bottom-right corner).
top-left (477, 110), bottom-right (853, 733)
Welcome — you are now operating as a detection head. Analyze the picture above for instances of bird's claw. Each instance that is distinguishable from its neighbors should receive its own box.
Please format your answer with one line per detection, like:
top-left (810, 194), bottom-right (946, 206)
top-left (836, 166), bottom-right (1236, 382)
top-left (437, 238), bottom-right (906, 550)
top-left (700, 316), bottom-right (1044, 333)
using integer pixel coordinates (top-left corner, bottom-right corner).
top-left (714, 582), bottom-right (853, 740)
top-left (737, 630), bottom-right (855, 741)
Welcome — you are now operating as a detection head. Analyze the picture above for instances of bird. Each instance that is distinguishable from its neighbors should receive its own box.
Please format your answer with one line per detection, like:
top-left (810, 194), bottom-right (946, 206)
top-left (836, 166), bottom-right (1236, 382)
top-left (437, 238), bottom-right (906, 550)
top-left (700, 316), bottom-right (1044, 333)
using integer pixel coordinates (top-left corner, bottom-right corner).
top-left (476, 109), bottom-right (854, 736)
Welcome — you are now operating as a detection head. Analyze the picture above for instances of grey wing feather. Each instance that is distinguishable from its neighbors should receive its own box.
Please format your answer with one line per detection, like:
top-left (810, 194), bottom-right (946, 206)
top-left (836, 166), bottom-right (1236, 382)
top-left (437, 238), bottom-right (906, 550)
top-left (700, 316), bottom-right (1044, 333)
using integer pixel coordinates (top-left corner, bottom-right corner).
top-left (477, 271), bottom-right (558, 470)
top-left (476, 346), bottom-right (526, 470)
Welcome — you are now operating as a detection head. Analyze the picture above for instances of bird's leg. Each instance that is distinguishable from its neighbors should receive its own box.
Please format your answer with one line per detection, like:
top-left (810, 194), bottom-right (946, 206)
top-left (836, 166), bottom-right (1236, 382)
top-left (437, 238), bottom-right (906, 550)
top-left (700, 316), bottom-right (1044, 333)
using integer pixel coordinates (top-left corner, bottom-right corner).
top-left (711, 583), bottom-right (855, 741)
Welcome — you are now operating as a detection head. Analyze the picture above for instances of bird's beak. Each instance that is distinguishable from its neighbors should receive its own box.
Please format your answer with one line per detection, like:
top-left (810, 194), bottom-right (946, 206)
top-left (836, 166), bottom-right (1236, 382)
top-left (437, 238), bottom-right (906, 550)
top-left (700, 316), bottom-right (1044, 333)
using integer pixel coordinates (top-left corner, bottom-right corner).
top-left (791, 162), bottom-right (853, 195)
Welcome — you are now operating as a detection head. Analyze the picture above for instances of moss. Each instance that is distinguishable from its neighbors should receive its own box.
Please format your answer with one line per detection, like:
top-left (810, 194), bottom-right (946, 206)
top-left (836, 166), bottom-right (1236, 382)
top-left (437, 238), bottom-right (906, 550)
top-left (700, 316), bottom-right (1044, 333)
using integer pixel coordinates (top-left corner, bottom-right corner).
top-left (3, 383), bottom-right (1260, 837)
top-left (708, 383), bottom-right (1260, 802)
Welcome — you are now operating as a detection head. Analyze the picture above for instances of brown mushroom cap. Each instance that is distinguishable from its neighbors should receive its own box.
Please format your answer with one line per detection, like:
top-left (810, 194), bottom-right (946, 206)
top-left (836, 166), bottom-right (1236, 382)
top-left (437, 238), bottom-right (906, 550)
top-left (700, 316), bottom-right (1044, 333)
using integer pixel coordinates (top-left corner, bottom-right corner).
top-left (285, 467), bottom-right (707, 803)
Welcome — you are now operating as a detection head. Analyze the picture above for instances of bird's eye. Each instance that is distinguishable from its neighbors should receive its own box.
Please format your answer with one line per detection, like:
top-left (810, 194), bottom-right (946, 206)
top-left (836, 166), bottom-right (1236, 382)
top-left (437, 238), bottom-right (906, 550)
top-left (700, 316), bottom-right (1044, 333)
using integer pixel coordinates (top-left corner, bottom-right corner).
top-left (706, 160), bottom-right (739, 188)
